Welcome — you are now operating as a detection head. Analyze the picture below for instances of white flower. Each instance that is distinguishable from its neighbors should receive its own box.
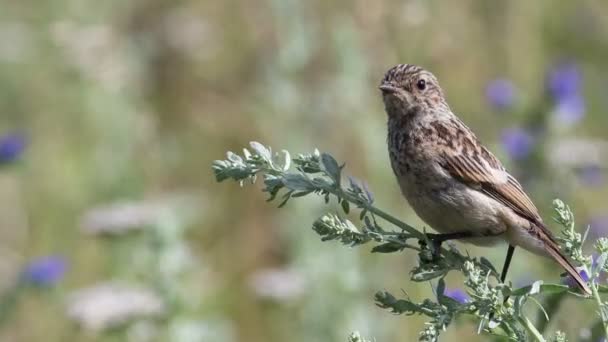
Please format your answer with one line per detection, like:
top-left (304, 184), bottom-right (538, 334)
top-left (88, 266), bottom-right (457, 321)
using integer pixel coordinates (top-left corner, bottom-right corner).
top-left (548, 138), bottom-right (608, 168)
top-left (66, 282), bottom-right (165, 332)
top-left (248, 268), bottom-right (306, 301)
top-left (80, 195), bottom-right (198, 235)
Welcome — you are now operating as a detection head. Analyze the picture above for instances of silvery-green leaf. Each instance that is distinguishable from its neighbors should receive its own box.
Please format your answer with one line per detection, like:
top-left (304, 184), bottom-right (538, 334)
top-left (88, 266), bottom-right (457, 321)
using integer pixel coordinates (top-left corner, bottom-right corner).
top-left (593, 253), bottom-right (608, 277)
top-left (510, 284), bottom-right (570, 296)
top-left (582, 224), bottom-right (590, 244)
top-left (595, 238), bottom-right (608, 254)
top-left (250, 141), bottom-right (272, 162)
top-left (243, 148), bottom-right (251, 159)
top-left (411, 268), bottom-right (448, 281)
top-left (281, 150), bottom-right (291, 171)
top-left (278, 190), bottom-right (293, 208)
top-left (212, 160), bottom-right (251, 182)
top-left (480, 257), bottom-right (499, 277)
top-left (320, 153), bottom-right (341, 185)
top-left (530, 280), bottom-right (543, 295)
top-left (227, 151), bottom-right (243, 164)
top-left (282, 173), bottom-right (315, 191)
top-left (487, 320), bottom-right (500, 329)
top-left (211, 160), bottom-right (229, 181)
top-left (359, 209), bottom-right (367, 220)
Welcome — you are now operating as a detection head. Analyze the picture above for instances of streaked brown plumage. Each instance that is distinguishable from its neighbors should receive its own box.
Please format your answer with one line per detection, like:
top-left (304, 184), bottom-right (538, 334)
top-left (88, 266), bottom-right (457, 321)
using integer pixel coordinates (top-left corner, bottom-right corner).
top-left (380, 64), bottom-right (591, 295)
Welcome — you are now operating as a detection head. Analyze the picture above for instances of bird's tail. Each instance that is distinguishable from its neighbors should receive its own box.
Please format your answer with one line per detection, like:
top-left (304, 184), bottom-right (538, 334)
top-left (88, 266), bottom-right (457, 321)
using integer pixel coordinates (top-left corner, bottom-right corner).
top-left (545, 241), bottom-right (592, 295)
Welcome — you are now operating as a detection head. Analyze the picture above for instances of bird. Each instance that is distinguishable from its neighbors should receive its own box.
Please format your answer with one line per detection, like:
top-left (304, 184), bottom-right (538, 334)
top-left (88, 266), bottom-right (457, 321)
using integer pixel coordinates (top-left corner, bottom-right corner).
top-left (379, 63), bottom-right (591, 295)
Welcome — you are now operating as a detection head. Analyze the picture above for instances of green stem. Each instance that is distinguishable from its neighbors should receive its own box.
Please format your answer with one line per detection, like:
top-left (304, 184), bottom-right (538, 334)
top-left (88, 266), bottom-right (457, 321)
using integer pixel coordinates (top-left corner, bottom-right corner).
top-left (519, 316), bottom-right (546, 342)
top-left (591, 282), bottom-right (608, 338)
top-left (332, 187), bottom-right (421, 237)
top-left (333, 187), bottom-right (449, 254)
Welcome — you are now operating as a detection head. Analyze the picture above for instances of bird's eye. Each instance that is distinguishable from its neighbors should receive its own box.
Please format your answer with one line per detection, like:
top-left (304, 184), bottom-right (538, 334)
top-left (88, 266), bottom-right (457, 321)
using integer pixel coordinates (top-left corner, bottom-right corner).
top-left (416, 79), bottom-right (426, 91)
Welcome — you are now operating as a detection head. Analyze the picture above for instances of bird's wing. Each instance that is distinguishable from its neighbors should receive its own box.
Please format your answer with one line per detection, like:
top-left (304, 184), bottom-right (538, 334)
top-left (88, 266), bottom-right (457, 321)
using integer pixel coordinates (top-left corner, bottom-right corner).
top-left (437, 122), bottom-right (592, 294)
top-left (439, 144), bottom-right (541, 224)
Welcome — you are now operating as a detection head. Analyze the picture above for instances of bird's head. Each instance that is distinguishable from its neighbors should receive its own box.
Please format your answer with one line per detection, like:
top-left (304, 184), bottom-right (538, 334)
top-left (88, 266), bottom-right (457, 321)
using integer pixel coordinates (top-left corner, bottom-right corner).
top-left (379, 64), bottom-right (448, 118)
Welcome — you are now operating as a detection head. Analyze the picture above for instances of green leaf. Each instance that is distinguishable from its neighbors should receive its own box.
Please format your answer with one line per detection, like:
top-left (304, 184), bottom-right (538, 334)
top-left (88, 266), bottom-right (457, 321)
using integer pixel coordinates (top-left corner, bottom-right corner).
top-left (341, 199), bottom-right (350, 214)
top-left (371, 242), bottom-right (404, 253)
top-left (480, 257), bottom-right (499, 277)
top-left (436, 278), bottom-right (446, 297)
top-left (320, 153), bottom-right (341, 186)
top-left (374, 291), bottom-right (419, 315)
top-left (291, 190), bottom-right (313, 198)
top-left (359, 209), bottom-right (367, 220)
top-left (277, 190), bottom-right (293, 208)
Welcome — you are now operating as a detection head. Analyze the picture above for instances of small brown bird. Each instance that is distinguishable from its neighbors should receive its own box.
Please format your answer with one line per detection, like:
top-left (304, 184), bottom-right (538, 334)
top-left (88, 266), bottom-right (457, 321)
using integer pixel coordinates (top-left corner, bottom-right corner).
top-left (379, 63), bottom-right (591, 295)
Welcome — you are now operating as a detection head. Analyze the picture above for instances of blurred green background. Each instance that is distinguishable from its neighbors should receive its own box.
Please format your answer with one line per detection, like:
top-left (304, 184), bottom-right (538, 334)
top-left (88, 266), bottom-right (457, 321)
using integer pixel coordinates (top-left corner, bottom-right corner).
top-left (1, 0), bottom-right (608, 341)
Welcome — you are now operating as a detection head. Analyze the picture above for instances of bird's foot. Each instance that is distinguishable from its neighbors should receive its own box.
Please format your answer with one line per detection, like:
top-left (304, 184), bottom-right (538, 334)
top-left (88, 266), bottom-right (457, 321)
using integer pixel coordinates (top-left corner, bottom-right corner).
top-left (420, 233), bottom-right (443, 261)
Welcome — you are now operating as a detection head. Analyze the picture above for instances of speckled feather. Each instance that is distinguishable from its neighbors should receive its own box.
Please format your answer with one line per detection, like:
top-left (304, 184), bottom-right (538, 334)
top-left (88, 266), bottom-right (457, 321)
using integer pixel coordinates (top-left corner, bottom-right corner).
top-left (381, 64), bottom-right (591, 295)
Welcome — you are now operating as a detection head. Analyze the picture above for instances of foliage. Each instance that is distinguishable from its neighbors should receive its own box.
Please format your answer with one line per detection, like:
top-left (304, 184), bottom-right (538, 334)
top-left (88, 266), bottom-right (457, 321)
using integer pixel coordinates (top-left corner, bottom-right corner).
top-left (214, 142), bottom-right (608, 342)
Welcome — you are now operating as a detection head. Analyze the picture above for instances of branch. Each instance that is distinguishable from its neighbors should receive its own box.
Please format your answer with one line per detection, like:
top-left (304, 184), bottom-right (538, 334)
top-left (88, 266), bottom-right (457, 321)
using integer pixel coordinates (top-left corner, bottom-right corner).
top-left (213, 142), bottom-right (605, 341)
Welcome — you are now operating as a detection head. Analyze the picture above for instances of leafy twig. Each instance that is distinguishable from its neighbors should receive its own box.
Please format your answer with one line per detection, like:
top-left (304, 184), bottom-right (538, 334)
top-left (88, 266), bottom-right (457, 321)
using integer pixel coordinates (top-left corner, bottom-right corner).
top-left (213, 142), bottom-right (605, 341)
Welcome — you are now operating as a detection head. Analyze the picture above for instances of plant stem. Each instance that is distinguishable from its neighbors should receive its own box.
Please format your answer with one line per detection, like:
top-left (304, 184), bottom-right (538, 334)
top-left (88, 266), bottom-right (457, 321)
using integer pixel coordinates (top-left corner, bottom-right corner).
top-left (591, 282), bottom-right (608, 338)
top-left (332, 187), bottom-right (450, 254)
top-left (332, 187), bottom-right (421, 238)
top-left (519, 316), bottom-right (546, 342)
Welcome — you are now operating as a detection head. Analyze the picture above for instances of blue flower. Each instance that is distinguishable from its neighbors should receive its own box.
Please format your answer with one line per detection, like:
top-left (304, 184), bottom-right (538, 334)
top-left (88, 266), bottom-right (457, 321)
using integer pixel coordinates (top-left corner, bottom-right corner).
top-left (0, 133), bottom-right (26, 164)
top-left (562, 269), bottom-right (589, 288)
top-left (546, 62), bottom-right (586, 124)
top-left (22, 255), bottom-right (67, 286)
top-left (577, 165), bottom-right (603, 187)
top-left (547, 62), bottom-right (581, 100)
top-left (500, 128), bottom-right (534, 160)
top-left (485, 79), bottom-right (517, 110)
top-left (444, 288), bottom-right (469, 304)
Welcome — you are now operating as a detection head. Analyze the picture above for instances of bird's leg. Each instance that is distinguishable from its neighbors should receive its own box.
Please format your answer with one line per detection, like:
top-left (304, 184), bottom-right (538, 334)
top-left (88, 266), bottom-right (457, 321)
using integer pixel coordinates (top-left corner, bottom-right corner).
top-left (423, 231), bottom-right (474, 259)
top-left (489, 245), bottom-right (517, 324)
top-left (500, 245), bottom-right (516, 283)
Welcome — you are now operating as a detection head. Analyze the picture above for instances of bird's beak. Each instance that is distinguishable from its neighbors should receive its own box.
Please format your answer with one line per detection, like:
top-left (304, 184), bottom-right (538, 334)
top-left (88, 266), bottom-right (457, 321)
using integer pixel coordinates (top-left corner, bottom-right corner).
top-left (379, 84), bottom-right (399, 94)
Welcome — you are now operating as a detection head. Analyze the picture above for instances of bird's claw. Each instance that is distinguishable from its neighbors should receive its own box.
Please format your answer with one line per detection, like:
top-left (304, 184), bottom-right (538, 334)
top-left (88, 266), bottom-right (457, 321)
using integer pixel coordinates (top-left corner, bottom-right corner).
top-left (420, 233), bottom-right (443, 261)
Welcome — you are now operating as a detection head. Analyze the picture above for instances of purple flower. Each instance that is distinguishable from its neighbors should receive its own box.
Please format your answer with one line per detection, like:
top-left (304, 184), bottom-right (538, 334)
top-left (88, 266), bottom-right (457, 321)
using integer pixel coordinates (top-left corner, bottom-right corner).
top-left (485, 79), bottom-right (517, 110)
top-left (547, 62), bottom-right (581, 100)
top-left (546, 62), bottom-right (586, 124)
top-left (500, 127), bottom-right (534, 160)
top-left (22, 255), bottom-right (67, 286)
top-left (444, 288), bottom-right (469, 304)
top-left (0, 133), bottom-right (26, 163)
top-left (578, 165), bottom-right (603, 187)
top-left (554, 93), bottom-right (585, 124)
top-left (562, 269), bottom-right (589, 288)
